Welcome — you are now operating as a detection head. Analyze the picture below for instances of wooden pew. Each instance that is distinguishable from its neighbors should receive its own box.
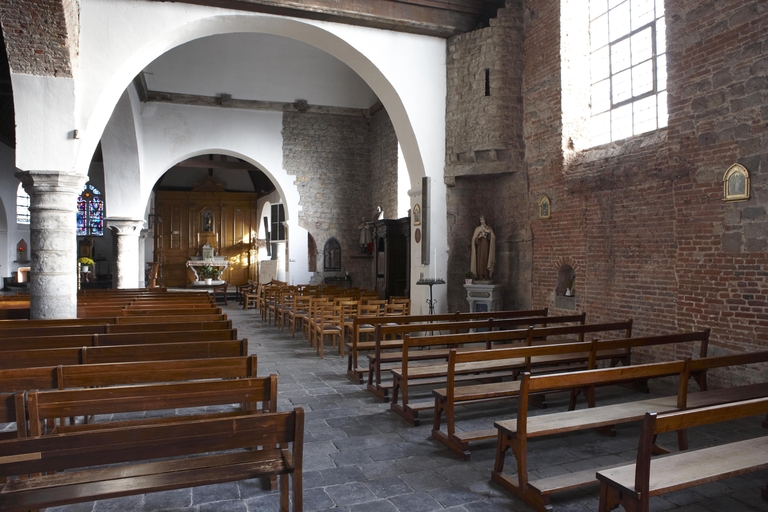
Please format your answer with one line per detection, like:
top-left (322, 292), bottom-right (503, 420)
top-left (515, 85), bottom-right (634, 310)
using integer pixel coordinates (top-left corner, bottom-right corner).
top-left (367, 314), bottom-right (587, 400)
top-left (0, 409), bottom-right (304, 511)
top-left (2, 313), bottom-right (232, 326)
top-left (0, 356), bottom-right (257, 439)
top-left (78, 306), bottom-right (222, 318)
top-left (389, 320), bottom-right (632, 425)
top-left (20, 375), bottom-right (277, 437)
top-left (0, 329), bottom-right (239, 351)
top-left (0, 320), bottom-right (233, 339)
top-left (432, 330), bottom-right (710, 459)
top-left (491, 350), bottom-right (768, 512)
top-left (0, 339), bottom-right (248, 370)
top-left (597, 397), bottom-right (768, 512)
top-left (346, 308), bottom-right (549, 383)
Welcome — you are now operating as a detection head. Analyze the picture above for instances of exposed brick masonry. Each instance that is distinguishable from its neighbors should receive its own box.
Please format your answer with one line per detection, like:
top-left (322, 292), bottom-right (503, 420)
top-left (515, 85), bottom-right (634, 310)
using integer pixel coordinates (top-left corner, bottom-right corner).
top-left (283, 109), bottom-right (397, 289)
top-left (445, 2), bottom-right (530, 312)
top-left (0, 0), bottom-right (76, 77)
top-left (525, 0), bottom-right (767, 387)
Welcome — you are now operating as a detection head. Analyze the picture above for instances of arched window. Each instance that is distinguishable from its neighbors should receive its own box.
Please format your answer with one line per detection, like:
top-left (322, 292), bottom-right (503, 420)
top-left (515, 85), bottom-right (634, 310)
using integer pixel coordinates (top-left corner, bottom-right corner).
top-left (16, 183), bottom-right (30, 225)
top-left (77, 183), bottom-right (105, 236)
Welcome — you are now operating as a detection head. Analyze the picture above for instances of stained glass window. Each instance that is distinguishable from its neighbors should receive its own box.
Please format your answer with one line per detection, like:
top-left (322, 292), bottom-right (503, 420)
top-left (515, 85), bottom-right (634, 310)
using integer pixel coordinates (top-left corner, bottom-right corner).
top-left (16, 183), bottom-right (30, 225)
top-left (77, 183), bottom-right (104, 236)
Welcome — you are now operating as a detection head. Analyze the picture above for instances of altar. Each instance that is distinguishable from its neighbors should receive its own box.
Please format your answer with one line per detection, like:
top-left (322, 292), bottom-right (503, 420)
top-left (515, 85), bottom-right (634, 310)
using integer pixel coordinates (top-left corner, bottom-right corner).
top-left (186, 258), bottom-right (229, 283)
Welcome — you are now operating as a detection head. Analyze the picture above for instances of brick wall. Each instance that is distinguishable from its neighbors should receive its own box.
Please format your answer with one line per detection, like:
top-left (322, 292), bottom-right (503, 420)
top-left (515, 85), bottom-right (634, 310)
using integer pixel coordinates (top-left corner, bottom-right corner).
top-left (0, 0), bottom-right (76, 77)
top-left (523, 0), bottom-right (768, 386)
top-left (283, 108), bottom-right (397, 289)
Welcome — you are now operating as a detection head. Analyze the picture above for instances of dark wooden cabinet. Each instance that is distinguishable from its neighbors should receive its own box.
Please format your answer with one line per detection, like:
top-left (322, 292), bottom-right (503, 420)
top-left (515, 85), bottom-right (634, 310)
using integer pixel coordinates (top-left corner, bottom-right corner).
top-left (373, 218), bottom-right (410, 299)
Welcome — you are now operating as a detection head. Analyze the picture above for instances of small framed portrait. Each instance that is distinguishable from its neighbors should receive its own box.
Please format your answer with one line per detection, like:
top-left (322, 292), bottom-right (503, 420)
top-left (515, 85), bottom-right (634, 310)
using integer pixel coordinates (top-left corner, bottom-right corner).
top-left (539, 195), bottom-right (551, 219)
top-left (723, 163), bottom-right (750, 202)
top-left (412, 204), bottom-right (421, 226)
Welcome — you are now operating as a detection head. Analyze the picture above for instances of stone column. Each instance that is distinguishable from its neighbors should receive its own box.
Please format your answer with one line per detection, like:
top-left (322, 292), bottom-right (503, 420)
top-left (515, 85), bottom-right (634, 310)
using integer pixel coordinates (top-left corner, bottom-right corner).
top-left (107, 218), bottom-right (145, 289)
top-left (16, 171), bottom-right (87, 319)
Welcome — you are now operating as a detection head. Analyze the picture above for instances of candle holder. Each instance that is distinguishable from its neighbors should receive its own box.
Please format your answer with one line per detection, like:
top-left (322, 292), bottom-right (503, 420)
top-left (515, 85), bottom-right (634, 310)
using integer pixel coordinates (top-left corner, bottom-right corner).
top-left (415, 278), bottom-right (446, 315)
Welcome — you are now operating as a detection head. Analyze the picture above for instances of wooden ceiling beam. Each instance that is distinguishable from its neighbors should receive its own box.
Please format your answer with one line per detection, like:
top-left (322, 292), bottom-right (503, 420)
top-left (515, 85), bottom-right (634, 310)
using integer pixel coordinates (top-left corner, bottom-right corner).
top-left (149, 0), bottom-right (505, 37)
top-left (175, 158), bottom-right (258, 171)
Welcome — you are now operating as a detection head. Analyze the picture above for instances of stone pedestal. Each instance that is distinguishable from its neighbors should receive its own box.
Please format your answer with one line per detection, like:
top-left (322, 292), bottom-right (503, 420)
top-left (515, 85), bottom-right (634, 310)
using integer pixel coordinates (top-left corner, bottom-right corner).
top-left (107, 218), bottom-right (145, 289)
top-left (17, 171), bottom-right (87, 319)
top-left (463, 282), bottom-right (504, 312)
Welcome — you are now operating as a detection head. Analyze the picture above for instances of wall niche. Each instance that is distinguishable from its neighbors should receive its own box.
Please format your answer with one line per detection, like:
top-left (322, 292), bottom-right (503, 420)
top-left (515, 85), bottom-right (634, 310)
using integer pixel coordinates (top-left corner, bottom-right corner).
top-left (554, 264), bottom-right (576, 310)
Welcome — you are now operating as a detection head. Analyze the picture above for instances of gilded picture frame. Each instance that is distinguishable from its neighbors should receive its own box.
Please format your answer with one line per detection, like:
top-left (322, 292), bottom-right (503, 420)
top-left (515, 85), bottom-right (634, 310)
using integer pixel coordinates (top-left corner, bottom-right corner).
top-left (723, 163), bottom-right (750, 202)
top-left (539, 195), bottom-right (551, 219)
top-left (412, 204), bottom-right (421, 226)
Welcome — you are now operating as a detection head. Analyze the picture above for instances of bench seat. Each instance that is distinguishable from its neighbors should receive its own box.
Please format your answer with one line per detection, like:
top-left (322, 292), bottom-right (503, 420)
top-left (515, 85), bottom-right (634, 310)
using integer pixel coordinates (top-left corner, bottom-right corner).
top-left (0, 410), bottom-right (303, 512)
top-left (599, 436), bottom-right (768, 500)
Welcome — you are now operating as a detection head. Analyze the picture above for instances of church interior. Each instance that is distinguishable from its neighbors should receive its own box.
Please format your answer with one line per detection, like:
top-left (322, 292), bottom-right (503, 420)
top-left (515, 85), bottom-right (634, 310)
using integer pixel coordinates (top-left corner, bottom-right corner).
top-left (0, 0), bottom-right (766, 510)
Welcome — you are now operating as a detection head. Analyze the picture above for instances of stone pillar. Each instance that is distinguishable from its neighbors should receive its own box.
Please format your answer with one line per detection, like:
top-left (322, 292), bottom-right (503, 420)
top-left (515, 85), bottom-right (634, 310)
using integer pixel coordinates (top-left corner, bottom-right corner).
top-left (107, 218), bottom-right (145, 289)
top-left (16, 171), bottom-right (87, 319)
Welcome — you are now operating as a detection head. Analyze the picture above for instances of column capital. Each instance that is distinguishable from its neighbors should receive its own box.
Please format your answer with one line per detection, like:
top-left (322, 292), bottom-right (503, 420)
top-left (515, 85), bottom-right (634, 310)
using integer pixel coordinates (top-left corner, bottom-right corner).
top-left (106, 218), bottom-right (145, 236)
top-left (15, 170), bottom-right (87, 194)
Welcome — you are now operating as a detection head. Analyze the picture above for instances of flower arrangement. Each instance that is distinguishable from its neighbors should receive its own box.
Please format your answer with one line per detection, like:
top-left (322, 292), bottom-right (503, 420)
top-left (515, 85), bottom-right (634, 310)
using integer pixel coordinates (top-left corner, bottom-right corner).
top-left (198, 265), bottom-right (218, 279)
top-left (78, 257), bottom-right (95, 266)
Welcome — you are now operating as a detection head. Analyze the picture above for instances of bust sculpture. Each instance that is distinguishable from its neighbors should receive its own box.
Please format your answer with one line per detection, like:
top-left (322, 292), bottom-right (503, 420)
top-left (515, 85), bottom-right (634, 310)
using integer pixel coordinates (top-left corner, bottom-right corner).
top-left (470, 216), bottom-right (496, 281)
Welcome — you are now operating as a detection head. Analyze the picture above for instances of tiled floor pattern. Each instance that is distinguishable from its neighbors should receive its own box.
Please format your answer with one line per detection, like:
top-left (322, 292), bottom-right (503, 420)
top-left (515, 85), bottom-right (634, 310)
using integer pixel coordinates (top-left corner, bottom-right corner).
top-left (39, 303), bottom-right (768, 511)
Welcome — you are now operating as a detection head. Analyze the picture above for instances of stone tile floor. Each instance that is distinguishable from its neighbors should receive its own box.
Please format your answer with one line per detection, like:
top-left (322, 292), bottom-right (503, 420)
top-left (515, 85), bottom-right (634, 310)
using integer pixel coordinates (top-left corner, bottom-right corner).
top-left (39, 303), bottom-right (768, 511)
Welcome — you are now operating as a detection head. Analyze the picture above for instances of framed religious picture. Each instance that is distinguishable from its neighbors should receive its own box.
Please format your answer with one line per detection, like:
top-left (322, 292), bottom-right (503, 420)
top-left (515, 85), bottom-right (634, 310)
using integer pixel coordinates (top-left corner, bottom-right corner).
top-left (723, 163), bottom-right (750, 202)
top-left (412, 204), bottom-right (421, 226)
top-left (202, 210), bottom-right (214, 232)
top-left (539, 195), bottom-right (551, 219)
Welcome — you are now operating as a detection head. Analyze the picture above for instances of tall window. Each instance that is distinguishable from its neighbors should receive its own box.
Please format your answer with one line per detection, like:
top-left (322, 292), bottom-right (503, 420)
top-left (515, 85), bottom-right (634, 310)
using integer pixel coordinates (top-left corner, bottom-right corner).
top-left (270, 204), bottom-right (285, 241)
top-left (16, 183), bottom-right (30, 225)
top-left (77, 183), bottom-right (105, 236)
top-left (590, 0), bottom-right (667, 145)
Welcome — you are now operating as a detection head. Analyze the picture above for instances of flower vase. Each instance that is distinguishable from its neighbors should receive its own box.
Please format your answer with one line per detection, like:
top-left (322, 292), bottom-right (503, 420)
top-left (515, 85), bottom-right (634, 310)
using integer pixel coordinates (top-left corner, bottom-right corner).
top-left (205, 278), bottom-right (213, 285)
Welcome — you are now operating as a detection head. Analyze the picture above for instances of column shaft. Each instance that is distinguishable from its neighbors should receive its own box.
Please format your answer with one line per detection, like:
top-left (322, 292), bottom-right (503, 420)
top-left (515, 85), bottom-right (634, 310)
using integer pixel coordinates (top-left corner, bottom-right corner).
top-left (17, 171), bottom-right (87, 319)
top-left (107, 218), bottom-right (145, 289)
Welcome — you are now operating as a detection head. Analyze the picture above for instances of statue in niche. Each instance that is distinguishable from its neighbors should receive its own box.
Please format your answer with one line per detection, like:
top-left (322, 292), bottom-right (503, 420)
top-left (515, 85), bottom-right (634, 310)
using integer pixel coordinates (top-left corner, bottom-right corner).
top-left (470, 216), bottom-right (496, 281)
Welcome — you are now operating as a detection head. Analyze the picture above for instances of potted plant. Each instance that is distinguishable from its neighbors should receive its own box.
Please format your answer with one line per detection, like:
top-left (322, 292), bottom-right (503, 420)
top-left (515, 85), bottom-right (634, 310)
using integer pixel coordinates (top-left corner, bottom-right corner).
top-left (198, 265), bottom-right (217, 285)
top-left (78, 257), bottom-right (95, 272)
top-left (464, 271), bottom-right (474, 285)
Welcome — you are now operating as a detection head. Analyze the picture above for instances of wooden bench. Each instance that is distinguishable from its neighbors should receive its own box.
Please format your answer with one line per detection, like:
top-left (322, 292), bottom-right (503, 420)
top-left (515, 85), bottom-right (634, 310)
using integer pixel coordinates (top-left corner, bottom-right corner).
top-left (346, 308), bottom-right (549, 383)
top-left (0, 319), bottom-right (233, 338)
top-left (0, 356), bottom-right (257, 439)
top-left (366, 313), bottom-right (587, 400)
top-left (432, 330), bottom-right (710, 459)
top-left (0, 329), bottom-right (239, 351)
top-left (491, 350), bottom-right (768, 512)
top-left (78, 306), bottom-right (222, 318)
top-left (0, 339), bottom-right (248, 370)
top-left (19, 375), bottom-right (277, 437)
top-left (0, 409), bottom-right (304, 511)
top-left (597, 397), bottom-right (768, 512)
top-left (389, 320), bottom-right (632, 425)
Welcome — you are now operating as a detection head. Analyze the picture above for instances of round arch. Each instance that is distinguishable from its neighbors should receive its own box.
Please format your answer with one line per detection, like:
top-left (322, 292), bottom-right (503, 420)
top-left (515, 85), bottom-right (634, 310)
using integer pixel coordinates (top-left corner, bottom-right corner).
top-left (146, 148), bottom-right (291, 223)
top-left (76, 11), bottom-right (433, 191)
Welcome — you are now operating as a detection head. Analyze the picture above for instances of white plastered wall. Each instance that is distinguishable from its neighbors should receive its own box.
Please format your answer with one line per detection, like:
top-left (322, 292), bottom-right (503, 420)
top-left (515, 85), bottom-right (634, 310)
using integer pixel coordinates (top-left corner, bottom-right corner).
top-left (138, 102), bottom-right (310, 285)
top-left (12, 0), bottom-right (448, 310)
